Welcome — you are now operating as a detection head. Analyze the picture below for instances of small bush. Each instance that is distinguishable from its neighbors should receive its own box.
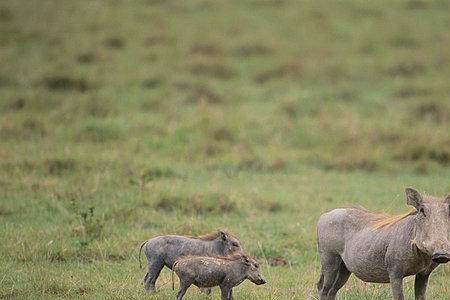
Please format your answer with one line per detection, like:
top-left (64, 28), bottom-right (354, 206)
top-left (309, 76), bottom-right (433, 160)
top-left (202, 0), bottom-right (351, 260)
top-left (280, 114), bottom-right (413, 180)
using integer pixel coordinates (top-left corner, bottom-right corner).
top-left (72, 207), bottom-right (105, 247)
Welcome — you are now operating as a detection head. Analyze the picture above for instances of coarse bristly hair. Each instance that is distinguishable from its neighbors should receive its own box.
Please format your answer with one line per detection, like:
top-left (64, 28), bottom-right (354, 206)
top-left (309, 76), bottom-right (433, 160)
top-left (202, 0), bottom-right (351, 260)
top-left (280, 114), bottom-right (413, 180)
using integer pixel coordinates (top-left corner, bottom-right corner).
top-left (371, 195), bottom-right (444, 229)
top-left (176, 253), bottom-right (249, 263)
top-left (194, 230), bottom-right (235, 241)
top-left (372, 209), bottom-right (417, 229)
top-left (345, 206), bottom-right (417, 230)
top-left (213, 253), bottom-right (249, 261)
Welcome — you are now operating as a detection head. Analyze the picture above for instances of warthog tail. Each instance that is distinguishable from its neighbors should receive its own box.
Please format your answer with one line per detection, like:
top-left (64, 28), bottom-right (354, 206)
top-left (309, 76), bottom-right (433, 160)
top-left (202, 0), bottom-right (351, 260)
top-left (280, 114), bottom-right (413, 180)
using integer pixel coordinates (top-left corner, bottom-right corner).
top-left (138, 241), bottom-right (147, 269)
top-left (172, 261), bottom-right (179, 291)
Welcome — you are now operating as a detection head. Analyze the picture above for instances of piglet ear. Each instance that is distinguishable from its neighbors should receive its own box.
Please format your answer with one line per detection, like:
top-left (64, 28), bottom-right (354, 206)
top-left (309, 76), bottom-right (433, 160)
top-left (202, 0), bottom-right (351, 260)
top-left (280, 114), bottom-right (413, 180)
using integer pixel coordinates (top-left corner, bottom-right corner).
top-left (219, 230), bottom-right (228, 241)
top-left (444, 193), bottom-right (450, 204)
top-left (406, 188), bottom-right (423, 210)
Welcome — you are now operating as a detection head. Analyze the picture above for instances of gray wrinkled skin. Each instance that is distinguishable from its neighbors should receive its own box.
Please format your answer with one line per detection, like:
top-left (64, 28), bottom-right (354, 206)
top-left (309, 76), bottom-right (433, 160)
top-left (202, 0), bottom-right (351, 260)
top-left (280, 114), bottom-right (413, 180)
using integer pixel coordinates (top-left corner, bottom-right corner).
top-left (140, 231), bottom-right (242, 292)
top-left (317, 188), bottom-right (450, 300)
top-left (173, 254), bottom-right (266, 300)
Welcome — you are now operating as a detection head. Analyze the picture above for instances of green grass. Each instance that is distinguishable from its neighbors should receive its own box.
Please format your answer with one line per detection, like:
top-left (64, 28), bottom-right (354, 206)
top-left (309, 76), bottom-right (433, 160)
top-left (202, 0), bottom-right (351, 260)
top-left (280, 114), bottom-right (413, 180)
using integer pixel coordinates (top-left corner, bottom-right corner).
top-left (1, 0), bottom-right (450, 299)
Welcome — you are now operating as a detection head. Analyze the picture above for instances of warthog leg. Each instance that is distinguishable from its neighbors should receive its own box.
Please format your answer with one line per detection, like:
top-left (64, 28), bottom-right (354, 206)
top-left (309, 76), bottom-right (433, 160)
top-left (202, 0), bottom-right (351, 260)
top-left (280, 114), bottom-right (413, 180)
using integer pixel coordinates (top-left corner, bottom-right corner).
top-left (318, 252), bottom-right (344, 300)
top-left (144, 260), bottom-right (164, 292)
top-left (389, 275), bottom-right (404, 300)
top-left (415, 273), bottom-right (430, 300)
top-left (326, 262), bottom-right (351, 300)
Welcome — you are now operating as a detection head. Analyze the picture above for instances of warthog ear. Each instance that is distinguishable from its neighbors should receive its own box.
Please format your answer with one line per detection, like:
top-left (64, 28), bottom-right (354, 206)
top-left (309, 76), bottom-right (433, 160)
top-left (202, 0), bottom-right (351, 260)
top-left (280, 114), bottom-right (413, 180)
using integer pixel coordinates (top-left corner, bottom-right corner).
top-left (219, 230), bottom-right (228, 241)
top-left (406, 188), bottom-right (423, 210)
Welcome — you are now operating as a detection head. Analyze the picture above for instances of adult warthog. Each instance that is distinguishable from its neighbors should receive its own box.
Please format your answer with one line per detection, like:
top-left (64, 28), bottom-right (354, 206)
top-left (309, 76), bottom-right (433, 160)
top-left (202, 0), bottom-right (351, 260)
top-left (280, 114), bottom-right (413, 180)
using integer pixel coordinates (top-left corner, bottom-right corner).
top-left (139, 230), bottom-right (242, 292)
top-left (317, 188), bottom-right (450, 300)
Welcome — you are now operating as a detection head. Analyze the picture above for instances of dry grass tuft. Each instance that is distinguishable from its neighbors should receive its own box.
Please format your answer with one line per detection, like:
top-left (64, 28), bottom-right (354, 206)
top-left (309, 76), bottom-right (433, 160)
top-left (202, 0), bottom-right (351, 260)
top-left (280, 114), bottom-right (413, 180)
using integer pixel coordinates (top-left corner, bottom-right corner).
top-left (255, 62), bottom-right (303, 83)
top-left (233, 43), bottom-right (273, 57)
top-left (189, 62), bottom-right (235, 80)
top-left (104, 36), bottom-right (125, 49)
top-left (191, 43), bottom-right (223, 56)
top-left (42, 75), bottom-right (92, 92)
top-left (187, 86), bottom-right (223, 104)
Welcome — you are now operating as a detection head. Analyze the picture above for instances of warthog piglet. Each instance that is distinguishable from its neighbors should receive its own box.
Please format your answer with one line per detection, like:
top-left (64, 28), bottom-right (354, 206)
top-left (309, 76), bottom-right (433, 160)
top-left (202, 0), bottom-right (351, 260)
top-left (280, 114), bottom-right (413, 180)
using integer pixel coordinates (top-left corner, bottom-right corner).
top-left (172, 254), bottom-right (266, 300)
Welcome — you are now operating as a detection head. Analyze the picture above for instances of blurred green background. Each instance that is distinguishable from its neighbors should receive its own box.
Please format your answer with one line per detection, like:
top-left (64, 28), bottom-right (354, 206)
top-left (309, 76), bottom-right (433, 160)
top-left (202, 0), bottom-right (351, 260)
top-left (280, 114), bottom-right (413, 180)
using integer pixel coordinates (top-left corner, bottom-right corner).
top-left (1, 0), bottom-right (450, 299)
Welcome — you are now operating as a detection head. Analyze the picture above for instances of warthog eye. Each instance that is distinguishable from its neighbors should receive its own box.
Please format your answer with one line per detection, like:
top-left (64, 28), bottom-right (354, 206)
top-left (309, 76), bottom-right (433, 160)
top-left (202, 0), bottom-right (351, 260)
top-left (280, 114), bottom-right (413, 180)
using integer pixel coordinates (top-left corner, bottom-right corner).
top-left (419, 207), bottom-right (426, 217)
top-left (232, 242), bottom-right (239, 247)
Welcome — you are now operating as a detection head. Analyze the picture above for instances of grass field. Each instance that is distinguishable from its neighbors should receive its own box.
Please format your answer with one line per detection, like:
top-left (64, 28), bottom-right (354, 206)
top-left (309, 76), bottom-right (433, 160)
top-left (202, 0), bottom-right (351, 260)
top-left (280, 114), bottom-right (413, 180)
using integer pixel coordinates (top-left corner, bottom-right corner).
top-left (1, 0), bottom-right (450, 299)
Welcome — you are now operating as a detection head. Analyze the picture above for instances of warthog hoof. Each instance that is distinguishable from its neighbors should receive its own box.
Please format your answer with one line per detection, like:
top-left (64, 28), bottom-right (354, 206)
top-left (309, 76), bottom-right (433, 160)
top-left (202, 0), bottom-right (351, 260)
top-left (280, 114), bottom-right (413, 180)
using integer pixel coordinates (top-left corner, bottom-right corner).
top-left (200, 288), bottom-right (212, 295)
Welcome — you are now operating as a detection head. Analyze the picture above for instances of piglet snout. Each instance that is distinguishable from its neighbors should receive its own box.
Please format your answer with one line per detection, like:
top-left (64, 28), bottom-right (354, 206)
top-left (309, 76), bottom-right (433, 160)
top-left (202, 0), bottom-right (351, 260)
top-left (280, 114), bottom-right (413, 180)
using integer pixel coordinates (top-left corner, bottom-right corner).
top-left (257, 278), bottom-right (267, 285)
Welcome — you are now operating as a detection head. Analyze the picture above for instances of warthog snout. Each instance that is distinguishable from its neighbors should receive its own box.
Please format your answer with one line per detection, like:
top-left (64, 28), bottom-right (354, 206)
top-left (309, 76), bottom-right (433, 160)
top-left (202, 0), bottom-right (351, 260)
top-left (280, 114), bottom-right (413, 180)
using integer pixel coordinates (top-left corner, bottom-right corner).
top-left (432, 253), bottom-right (450, 264)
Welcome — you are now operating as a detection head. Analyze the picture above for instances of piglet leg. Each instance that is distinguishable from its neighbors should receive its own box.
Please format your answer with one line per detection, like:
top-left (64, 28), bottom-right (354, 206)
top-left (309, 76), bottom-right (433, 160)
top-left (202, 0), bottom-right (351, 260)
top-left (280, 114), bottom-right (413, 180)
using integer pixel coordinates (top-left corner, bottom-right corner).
top-left (220, 286), bottom-right (232, 300)
top-left (176, 283), bottom-right (190, 300)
